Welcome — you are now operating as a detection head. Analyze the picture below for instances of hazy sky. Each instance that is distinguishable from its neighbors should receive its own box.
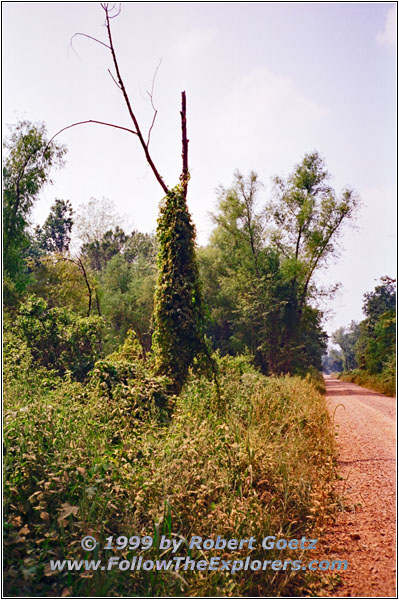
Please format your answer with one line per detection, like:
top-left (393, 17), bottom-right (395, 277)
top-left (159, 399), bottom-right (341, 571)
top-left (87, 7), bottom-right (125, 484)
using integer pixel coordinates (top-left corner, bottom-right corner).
top-left (3, 2), bottom-right (397, 335)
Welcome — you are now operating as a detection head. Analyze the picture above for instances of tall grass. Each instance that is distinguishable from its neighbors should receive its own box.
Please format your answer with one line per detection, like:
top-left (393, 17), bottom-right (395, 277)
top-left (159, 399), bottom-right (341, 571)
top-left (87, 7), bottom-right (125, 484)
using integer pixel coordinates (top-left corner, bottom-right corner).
top-left (4, 346), bottom-right (336, 597)
top-left (338, 368), bottom-right (396, 397)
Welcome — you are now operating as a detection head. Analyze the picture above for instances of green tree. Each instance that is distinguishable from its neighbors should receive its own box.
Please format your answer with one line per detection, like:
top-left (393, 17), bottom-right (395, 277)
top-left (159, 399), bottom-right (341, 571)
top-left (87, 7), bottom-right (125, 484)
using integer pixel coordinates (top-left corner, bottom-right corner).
top-left (269, 151), bottom-right (359, 370)
top-left (355, 277), bottom-right (396, 374)
top-left (35, 198), bottom-right (74, 253)
top-left (81, 226), bottom-right (128, 271)
top-left (100, 253), bottom-right (156, 353)
top-left (205, 169), bottom-right (328, 374)
top-left (3, 120), bottom-right (66, 288)
top-left (322, 347), bottom-right (344, 374)
top-left (15, 294), bottom-right (103, 380)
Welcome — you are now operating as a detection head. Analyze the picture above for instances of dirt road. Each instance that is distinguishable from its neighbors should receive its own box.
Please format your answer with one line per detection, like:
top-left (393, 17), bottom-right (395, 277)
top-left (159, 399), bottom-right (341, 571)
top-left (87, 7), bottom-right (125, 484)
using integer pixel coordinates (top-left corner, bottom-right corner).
top-left (321, 377), bottom-right (396, 597)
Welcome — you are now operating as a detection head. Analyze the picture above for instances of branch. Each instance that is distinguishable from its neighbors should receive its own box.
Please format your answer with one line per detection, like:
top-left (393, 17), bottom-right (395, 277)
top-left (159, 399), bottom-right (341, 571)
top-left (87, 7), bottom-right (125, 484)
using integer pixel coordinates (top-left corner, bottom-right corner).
top-left (180, 91), bottom-right (189, 200)
top-left (58, 255), bottom-right (92, 316)
top-left (70, 32), bottom-right (111, 51)
top-left (108, 68), bottom-right (122, 90)
top-left (102, 4), bottom-right (169, 195)
top-left (47, 120), bottom-right (138, 147)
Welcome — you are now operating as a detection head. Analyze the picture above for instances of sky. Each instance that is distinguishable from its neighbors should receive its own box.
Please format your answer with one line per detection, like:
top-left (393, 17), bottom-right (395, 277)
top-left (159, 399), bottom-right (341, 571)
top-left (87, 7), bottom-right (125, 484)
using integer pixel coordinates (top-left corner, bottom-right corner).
top-left (2, 1), bottom-right (397, 336)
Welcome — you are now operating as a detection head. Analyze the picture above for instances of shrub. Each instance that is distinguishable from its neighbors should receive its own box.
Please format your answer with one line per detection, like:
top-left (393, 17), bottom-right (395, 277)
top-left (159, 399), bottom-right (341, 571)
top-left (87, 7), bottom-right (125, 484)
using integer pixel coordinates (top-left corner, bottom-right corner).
top-left (14, 295), bottom-right (104, 380)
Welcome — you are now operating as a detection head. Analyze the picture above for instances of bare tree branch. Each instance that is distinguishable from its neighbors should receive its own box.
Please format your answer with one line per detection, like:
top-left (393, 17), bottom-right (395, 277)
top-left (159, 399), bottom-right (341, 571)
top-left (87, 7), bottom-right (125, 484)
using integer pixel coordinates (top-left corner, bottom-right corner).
top-left (102, 3), bottom-right (169, 194)
top-left (71, 32), bottom-right (111, 51)
top-left (180, 91), bottom-right (189, 200)
top-left (47, 120), bottom-right (138, 147)
top-left (59, 255), bottom-right (93, 317)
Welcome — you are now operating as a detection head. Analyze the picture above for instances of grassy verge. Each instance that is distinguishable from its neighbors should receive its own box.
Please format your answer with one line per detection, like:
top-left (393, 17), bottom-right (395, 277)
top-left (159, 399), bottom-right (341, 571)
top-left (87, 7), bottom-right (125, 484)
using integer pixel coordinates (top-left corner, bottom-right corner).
top-left (338, 369), bottom-right (396, 397)
top-left (4, 343), bottom-right (336, 597)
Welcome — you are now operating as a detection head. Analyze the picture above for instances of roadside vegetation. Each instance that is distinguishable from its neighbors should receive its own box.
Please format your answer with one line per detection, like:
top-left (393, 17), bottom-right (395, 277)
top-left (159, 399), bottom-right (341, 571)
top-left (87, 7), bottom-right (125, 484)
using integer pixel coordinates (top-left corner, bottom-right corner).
top-left (323, 277), bottom-right (396, 397)
top-left (4, 330), bottom-right (336, 597)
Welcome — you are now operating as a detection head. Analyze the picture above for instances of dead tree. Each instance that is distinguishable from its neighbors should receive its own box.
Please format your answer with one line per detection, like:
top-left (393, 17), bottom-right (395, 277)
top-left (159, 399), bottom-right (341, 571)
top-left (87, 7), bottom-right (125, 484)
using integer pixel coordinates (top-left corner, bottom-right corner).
top-left (48, 3), bottom-right (214, 392)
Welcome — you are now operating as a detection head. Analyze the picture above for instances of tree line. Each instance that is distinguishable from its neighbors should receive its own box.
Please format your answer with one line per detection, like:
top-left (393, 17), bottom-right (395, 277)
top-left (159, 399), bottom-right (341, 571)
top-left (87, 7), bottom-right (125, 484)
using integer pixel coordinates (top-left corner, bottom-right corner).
top-left (323, 276), bottom-right (396, 390)
top-left (4, 119), bottom-right (360, 384)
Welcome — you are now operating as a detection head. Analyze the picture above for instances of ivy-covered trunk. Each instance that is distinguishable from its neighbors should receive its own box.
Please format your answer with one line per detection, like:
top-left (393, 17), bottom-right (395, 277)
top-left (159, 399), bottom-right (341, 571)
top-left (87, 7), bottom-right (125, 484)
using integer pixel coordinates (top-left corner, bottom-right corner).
top-left (152, 185), bottom-right (207, 393)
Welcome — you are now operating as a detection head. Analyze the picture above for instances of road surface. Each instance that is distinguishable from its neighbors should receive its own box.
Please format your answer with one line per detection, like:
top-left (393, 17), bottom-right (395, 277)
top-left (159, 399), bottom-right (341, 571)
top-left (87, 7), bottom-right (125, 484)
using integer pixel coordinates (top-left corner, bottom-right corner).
top-left (321, 377), bottom-right (396, 597)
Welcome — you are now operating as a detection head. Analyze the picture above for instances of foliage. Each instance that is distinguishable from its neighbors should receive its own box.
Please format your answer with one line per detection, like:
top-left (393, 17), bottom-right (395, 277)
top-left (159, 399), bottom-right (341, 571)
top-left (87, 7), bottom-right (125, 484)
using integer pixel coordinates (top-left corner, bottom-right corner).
top-left (322, 348), bottom-right (344, 374)
top-left (34, 198), bottom-right (74, 253)
top-left (267, 152), bottom-right (359, 372)
top-left (203, 167), bottom-right (330, 375)
top-left (4, 351), bottom-right (336, 597)
top-left (13, 295), bottom-right (104, 380)
top-left (81, 226), bottom-right (128, 271)
top-left (26, 254), bottom-right (91, 316)
top-left (3, 120), bottom-right (66, 288)
top-left (331, 321), bottom-right (360, 371)
top-left (337, 278), bottom-right (396, 396)
top-left (98, 253), bottom-right (156, 352)
top-left (152, 185), bottom-right (211, 392)
top-left (339, 367), bottom-right (395, 397)
top-left (355, 277), bottom-right (396, 375)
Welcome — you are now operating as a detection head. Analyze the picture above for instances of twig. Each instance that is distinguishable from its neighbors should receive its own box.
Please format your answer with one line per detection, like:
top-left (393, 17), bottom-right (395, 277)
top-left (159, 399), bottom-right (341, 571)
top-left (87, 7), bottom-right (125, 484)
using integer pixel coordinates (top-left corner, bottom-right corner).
top-left (108, 68), bottom-right (122, 90)
top-left (70, 32), bottom-right (111, 51)
top-left (146, 58), bottom-right (162, 148)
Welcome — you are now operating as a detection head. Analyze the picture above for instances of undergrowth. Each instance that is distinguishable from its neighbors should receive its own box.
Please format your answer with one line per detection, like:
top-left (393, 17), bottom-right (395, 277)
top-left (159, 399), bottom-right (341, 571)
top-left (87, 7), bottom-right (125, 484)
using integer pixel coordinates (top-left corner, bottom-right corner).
top-left (338, 368), bottom-right (395, 397)
top-left (4, 336), bottom-right (337, 597)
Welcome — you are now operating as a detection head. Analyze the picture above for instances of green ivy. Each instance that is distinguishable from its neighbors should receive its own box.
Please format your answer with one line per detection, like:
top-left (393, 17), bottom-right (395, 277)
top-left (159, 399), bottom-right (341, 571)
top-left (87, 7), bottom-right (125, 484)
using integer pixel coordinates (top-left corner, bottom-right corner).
top-left (152, 185), bottom-right (210, 392)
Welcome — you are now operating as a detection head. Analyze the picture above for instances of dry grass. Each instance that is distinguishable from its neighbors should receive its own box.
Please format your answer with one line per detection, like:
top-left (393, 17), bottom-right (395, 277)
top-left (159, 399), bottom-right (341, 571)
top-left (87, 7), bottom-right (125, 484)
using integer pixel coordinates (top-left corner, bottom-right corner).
top-left (4, 346), bottom-right (337, 597)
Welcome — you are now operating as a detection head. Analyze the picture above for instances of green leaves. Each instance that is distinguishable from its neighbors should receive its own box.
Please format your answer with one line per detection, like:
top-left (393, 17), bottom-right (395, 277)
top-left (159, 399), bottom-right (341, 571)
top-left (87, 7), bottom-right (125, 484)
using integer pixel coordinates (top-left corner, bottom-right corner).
top-left (14, 295), bottom-right (104, 381)
top-left (3, 120), bottom-right (67, 289)
top-left (152, 185), bottom-right (211, 393)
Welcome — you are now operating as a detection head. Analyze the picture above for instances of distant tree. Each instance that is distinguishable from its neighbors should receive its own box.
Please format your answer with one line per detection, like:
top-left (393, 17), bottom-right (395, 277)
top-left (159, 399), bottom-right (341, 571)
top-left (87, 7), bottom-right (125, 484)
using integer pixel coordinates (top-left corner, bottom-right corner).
top-left (362, 276), bottom-right (396, 326)
top-left (206, 169), bottom-right (329, 374)
top-left (322, 348), bottom-right (344, 374)
top-left (124, 231), bottom-right (158, 266)
top-left (3, 120), bottom-right (66, 288)
top-left (35, 198), bottom-right (74, 253)
top-left (74, 197), bottom-right (122, 247)
top-left (331, 321), bottom-right (360, 371)
top-left (81, 226), bottom-right (128, 271)
top-left (100, 253), bottom-right (156, 353)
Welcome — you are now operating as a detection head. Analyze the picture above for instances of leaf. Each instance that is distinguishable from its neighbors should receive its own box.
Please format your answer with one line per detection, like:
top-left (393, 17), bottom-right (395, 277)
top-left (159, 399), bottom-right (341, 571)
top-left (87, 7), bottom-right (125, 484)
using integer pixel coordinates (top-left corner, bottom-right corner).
top-left (57, 503), bottom-right (79, 522)
top-left (61, 588), bottom-right (72, 597)
top-left (18, 525), bottom-right (30, 535)
top-left (40, 511), bottom-right (50, 523)
top-left (10, 515), bottom-right (22, 527)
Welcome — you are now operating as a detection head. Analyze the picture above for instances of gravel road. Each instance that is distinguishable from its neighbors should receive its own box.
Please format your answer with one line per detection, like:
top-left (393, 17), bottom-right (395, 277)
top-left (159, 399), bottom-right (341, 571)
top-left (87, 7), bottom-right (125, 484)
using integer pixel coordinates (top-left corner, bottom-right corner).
top-left (321, 376), bottom-right (396, 597)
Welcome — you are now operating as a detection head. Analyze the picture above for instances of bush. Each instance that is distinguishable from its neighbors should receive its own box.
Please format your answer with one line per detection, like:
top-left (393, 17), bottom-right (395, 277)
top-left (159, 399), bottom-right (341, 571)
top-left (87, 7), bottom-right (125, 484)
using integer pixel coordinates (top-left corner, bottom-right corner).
top-left (14, 295), bottom-right (104, 380)
top-left (90, 331), bottom-right (173, 414)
